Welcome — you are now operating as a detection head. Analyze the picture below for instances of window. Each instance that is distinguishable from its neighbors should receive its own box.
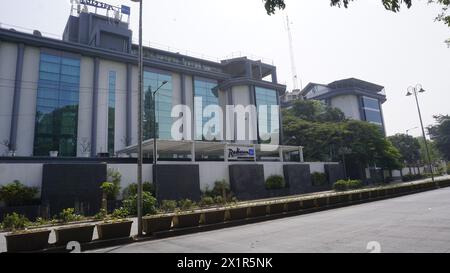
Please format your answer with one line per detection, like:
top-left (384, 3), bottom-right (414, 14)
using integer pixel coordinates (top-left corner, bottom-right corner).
top-left (255, 87), bottom-right (279, 144)
top-left (361, 96), bottom-right (382, 125)
top-left (34, 52), bottom-right (80, 156)
top-left (194, 79), bottom-right (219, 140)
top-left (362, 96), bottom-right (380, 110)
top-left (143, 71), bottom-right (173, 140)
top-left (108, 71), bottom-right (116, 155)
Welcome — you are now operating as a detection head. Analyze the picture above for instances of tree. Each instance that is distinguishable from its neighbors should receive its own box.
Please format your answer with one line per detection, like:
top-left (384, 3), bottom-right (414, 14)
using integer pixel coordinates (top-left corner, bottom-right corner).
top-left (388, 134), bottom-right (421, 168)
top-left (286, 100), bottom-right (346, 123)
top-left (428, 115), bottom-right (450, 161)
top-left (283, 101), bottom-right (402, 176)
top-left (262, 0), bottom-right (450, 27)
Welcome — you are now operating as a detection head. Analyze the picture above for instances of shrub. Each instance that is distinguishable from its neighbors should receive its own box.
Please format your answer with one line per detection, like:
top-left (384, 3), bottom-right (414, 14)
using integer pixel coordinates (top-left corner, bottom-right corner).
top-left (447, 163), bottom-right (450, 175)
top-left (178, 199), bottom-right (196, 211)
top-left (333, 180), bottom-right (348, 191)
top-left (58, 208), bottom-right (82, 223)
top-left (214, 195), bottom-right (224, 204)
top-left (0, 180), bottom-right (39, 207)
top-left (199, 196), bottom-right (215, 208)
top-left (111, 207), bottom-right (129, 219)
top-left (204, 180), bottom-right (233, 202)
top-left (265, 175), bottom-right (285, 190)
top-left (94, 209), bottom-right (107, 220)
top-left (100, 182), bottom-right (117, 198)
top-left (122, 182), bottom-right (155, 199)
top-left (160, 200), bottom-right (177, 213)
top-left (347, 180), bottom-right (363, 190)
top-left (333, 179), bottom-right (363, 191)
top-left (402, 173), bottom-right (425, 182)
top-left (311, 172), bottom-right (328, 187)
top-left (123, 192), bottom-right (157, 216)
top-left (103, 168), bottom-right (122, 200)
top-left (2, 213), bottom-right (30, 230)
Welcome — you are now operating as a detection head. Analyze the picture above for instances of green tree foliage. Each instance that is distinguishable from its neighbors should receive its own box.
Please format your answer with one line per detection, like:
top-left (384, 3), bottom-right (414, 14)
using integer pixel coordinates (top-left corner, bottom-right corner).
top-left (416, 136), bottom-right (442, 164)
top-left (262, 0), bottom-right (450, 27)
top-left (388, 134), bottom-right (421, 166)
top-left (428, 115), bottom-right (450, 161)
top-left (283, 100), bottom-right (402, 170)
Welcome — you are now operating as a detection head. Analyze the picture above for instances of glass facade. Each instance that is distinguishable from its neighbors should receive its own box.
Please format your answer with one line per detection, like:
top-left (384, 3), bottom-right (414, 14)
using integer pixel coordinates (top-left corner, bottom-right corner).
top-left (34, 53), bottom-right (80, 156)
top-left (255, 87), bottom-right (279, 143)
top-left (361, 96), bottom-right (383, 125)
top-left (108, 71), bottom-right (116, 155)
top-left (194, 79), bottom-right (219, 140)
top-left (143, 71), bottom-right (173, 140)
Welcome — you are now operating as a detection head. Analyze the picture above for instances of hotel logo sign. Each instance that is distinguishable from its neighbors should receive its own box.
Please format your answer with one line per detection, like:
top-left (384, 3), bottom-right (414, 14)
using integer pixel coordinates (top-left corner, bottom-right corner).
top-left (228, 146), bottom-right (255, 161)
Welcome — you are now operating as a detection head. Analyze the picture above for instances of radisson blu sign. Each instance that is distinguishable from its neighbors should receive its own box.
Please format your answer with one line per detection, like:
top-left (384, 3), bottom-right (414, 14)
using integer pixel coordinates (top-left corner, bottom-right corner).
top-left (77, 0), bottom-right (130, 15)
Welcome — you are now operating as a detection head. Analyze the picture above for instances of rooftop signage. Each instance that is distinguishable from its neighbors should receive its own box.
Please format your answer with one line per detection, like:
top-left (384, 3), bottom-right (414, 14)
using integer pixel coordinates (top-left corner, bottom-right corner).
top-left (71, 0), bottom-right (131, 19)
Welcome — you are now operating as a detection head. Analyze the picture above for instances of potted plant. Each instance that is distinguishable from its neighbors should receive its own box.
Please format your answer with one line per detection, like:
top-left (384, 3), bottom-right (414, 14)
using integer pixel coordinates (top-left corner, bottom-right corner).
top-left (143, 214), bottom-right (174, 235)
top-left (6, 229), bottom-right (51, 252)
top-left (173, 199), bottom-right (201, 229)
top-left (2, 213), bottom-right (50, 252)
top-left (54, 224), bottom-right (95, 246)
top-left (96, 207), bottom-right (133, 240)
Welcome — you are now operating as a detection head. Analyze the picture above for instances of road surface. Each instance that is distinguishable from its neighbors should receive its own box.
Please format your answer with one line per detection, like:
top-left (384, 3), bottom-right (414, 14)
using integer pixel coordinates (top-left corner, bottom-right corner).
top-left (90, 187), bottom-right (450, 253)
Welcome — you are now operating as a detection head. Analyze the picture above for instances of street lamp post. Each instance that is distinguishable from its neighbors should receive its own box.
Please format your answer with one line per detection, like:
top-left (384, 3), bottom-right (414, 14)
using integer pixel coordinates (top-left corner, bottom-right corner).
top-left (151, 81), bottom-right (168, 197)
top-left (130, 0), bottom-right (144, 237)
top-left (406, 84), bottom-right (435, 183)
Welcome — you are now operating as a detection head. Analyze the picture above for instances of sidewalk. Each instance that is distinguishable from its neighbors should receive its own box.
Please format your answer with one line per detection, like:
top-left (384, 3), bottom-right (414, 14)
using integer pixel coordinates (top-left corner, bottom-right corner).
top-left (1, 175), bottom-right (448, 253)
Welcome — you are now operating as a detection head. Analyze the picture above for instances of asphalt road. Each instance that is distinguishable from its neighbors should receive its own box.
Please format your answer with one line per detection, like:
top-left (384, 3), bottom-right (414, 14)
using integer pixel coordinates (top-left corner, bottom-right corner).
top-left (90, 187), bottom-right (450, 253)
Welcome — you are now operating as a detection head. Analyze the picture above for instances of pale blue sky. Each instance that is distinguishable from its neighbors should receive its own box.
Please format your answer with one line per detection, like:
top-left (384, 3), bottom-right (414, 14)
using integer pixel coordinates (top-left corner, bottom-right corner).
top-left (0, 0), bottom-right (449, 137)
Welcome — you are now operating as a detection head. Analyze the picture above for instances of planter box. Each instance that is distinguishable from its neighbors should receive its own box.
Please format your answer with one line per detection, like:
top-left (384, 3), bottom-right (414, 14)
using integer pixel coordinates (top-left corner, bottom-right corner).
top-left (97, 220), bottom-right (133, 240)
top-left (269, 203), bottom-right (285, 215)
top-left (350, 193), bottom-right (361, 201)
top-left (228, 207), bottom-right (248, 221)
top-left (175, 213), bottom-right (201, 229)
top-left (370, 190), bottom-right (379, 199)
top-left (361, 191), bottom-right (370, 200)
top-left (339, 194), bottom-right (350, 203)
top-left (301, 199), bottom-right (315, 209)
top-left (315, 197), bottom-right (328, 207)
top-left (249, 205), bottom-right (267, 218)
top-left (55, 224), bottom-right (95, 246)
top-left (378, 189), bottom-right (387, 197)
top-left (328, 195), bottom-right (340, 205)
top-left (143, 215), bottom-right (173, 235)
top-left (203, 210), bottom-right (226, 225)
top-left (5, 229), bottom-right (51, 252)
top-left (286, 201), bottom-right (301, 212)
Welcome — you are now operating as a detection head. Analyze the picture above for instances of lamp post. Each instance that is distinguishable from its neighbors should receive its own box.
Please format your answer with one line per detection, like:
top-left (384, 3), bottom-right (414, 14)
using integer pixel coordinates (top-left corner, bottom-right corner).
top-left (151, 81), bottom-right (168, 197)
top-left (130, 0), bottom-right (144, 237)
top-left (406, 84), bottom-right (435, 183)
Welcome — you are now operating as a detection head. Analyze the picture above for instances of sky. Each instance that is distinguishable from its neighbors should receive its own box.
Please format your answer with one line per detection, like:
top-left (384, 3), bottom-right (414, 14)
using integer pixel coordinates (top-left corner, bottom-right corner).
top-left (0, 0), bottom-right (449, 137)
